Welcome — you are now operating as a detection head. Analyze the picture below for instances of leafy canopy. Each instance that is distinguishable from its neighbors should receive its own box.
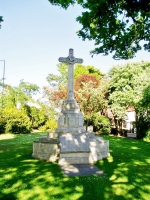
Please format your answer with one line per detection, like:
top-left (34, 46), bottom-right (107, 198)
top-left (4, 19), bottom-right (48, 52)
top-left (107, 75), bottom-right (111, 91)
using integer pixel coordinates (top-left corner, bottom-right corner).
top-left (108, 61), bottom-right (150, 118)
top-left (48, 0), bottom-right (150, 59)
top-left (0, 81), bottom-right (39, 111)
top-left (46, 63), bottom-right (104, 86)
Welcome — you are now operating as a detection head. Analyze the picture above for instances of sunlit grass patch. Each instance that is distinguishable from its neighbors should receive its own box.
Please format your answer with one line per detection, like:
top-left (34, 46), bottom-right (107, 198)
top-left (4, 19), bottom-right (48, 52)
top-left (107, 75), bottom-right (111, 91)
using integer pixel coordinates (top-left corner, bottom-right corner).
top-left (0, 133), bottom-right (16, 140)
top-left (0, 133), bottom-right (150, 200)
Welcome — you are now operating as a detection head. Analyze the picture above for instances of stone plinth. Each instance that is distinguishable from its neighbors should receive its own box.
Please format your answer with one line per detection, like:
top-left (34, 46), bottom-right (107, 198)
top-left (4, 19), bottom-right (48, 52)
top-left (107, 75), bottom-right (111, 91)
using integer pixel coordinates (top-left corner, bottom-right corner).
top-left (32, 132), bottom-right (110, 164)
top-left (32, 139), bottom-right (60, 162)
top-left (58, 133), bottom-right (109, 165)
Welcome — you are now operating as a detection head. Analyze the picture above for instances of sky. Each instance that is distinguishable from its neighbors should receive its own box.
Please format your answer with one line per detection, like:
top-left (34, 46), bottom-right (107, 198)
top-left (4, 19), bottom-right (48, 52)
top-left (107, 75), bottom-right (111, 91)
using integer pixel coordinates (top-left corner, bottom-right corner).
top-left (0, 0), bottom-right (150, 89)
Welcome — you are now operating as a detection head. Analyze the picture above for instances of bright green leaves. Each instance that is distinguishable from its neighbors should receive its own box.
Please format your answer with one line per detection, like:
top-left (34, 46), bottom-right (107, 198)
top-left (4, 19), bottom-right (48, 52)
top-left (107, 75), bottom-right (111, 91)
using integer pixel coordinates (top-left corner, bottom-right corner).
top-left (46, 63), bottom-right (68, 87)
top-left (108, 61), bottom-right (150, 118)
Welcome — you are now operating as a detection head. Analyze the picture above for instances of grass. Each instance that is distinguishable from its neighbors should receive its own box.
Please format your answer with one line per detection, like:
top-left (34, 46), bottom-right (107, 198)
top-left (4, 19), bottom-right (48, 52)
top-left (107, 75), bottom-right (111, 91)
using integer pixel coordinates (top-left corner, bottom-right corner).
top-left (0, 132), bottom-right (150, 200)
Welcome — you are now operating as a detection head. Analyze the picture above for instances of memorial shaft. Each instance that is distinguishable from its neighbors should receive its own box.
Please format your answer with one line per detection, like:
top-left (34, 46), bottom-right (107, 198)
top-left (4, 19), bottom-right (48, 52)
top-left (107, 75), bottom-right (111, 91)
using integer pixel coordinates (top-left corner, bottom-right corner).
top-left (68, 63), bottom-right (74, 101)
top-left (58, 48), bottom-right (83, 102)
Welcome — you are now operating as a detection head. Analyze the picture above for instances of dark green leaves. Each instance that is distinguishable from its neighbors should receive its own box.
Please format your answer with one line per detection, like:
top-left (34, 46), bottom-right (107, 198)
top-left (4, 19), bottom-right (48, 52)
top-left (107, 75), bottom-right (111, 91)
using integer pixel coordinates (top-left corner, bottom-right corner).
top-left (48, 0), bottom-right (150, 59)
top-left (0, 16), bottom-right (3, 29)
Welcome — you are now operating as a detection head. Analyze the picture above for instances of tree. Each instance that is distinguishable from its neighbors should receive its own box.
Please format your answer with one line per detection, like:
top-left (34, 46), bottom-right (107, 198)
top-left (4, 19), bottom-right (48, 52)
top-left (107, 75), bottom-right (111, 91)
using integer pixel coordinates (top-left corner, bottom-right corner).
top-left (74, 64), bottom-right (105, 80)
top-left (108, 61), bottom-right (150, 116)
top-left (46, 63), bottom-right (68, 87)
top-left (46, 63), bottom-right (104, 87)
top-left (24, 104), bottom-right (47, 129)
top-left (0, 81), bottom-right (39, 109)
top-left (0, 16), bottom-right (3, 29)
top-left (74, 74), bottom-right (108, 130)
top-left (46, 64), bottom-right (104, 107)
top-left (108, 61), bottom-right (150, 137)
top-left (0, 84), bottom-right (26, 110)
top-left (141, 84), bottom-right (150, 109)
top-left (75, 74), bottom-right (100, 90)
top-left (48, 0), bottom-right (150, 59)
top-left (19, 80), bottom-right (39, 98)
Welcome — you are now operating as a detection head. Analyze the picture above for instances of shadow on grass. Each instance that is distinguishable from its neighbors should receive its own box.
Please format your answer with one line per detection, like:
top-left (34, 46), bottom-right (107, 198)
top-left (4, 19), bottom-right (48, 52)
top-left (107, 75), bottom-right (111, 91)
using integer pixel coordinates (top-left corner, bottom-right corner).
top-left (0, 133), bottom-right (150, 200)
top-left (94, 136), bottom-right (150, 200)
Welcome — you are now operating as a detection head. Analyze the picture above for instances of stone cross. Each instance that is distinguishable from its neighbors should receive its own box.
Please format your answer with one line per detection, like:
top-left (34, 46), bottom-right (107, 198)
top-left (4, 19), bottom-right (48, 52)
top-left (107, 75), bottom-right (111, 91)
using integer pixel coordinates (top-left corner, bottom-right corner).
top-left (58, 49), bottom-right (83, 102)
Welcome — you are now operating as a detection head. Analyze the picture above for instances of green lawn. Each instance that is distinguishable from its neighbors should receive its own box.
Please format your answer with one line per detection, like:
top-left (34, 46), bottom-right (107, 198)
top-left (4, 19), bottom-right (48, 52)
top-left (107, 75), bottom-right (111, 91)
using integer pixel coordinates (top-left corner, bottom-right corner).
top-left (0, 133), bottom-right (150, 200)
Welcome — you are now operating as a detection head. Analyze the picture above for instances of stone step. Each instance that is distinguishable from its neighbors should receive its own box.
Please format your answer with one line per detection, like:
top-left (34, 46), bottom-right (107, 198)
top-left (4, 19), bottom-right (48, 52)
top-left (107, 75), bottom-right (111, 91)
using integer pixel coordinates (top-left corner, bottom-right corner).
top-left (59, 152), bottom-right (93, 165)
top-left (127, 133), bottom-right (137, 138)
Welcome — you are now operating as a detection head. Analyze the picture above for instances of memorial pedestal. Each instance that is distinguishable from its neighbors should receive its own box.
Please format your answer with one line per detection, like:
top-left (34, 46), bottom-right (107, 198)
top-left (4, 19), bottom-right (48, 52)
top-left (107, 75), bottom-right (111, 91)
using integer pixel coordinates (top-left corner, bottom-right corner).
top-left (32, 101), bottom-right (110, 164)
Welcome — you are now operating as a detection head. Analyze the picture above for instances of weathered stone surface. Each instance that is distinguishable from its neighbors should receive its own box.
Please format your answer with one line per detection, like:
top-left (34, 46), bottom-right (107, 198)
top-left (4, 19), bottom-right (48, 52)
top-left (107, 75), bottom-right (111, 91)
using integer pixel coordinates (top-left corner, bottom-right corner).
top-left (58, 133), bottom-right (110, 164)
top-left (32, 49), bottom-right (110, 165)
top-left (47, 132), bottom-right (59, 139)
top-left (60, 134), bottom-right (90, 152)
top-left (56, 106), bottom-right (85, 134)
top-left (32, 141), bottom-right (60, 162)
top-left (56, 49), bottom-right (85, 135)
top-left (59, 153), bottom-right (93, 165)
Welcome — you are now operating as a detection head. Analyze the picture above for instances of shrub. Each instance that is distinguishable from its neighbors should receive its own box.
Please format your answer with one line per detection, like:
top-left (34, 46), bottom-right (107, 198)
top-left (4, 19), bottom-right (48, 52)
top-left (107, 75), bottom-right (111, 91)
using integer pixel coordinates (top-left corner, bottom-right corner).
top-left (24, 105), bottom-right (46, 129)
top-left (143, 129), bottom-right (150, 142)
top-left (136, 110), bottom-right (150, 139)
top-left (1, 108), bottom-right (31, 134)
top-left (39, 118), bottom-right (57, 132)
top-left (0, 115), bottom-right (5, 134)
top-left (91, 113), bottom-right (111, 135)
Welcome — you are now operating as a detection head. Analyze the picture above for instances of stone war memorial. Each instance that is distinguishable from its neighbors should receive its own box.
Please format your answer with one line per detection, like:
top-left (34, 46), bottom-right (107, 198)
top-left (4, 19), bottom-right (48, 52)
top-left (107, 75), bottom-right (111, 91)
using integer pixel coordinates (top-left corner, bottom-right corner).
top-left (32, 49), bottom-right (110, 165)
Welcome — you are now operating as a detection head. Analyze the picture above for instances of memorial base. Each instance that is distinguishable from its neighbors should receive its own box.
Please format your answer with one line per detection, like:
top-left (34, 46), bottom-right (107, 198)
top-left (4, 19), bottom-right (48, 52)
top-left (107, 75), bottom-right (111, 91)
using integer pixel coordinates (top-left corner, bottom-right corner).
top-left (32, 132), bottom-right (110, 164)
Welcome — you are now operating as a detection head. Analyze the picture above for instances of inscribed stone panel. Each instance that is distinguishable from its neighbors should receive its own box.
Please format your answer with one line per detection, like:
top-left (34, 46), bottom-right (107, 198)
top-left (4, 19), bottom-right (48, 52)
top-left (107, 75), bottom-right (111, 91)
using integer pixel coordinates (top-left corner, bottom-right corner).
top-left (59, 115), bottom-right (65, 126)
top-left (60, 135), bottom-right (90, 153)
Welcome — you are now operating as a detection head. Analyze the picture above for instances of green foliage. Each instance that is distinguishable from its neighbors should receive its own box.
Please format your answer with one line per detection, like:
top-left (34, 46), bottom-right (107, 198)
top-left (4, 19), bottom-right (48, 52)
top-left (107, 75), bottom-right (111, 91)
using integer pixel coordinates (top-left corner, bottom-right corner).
top-left (19, 80), bottom-right (39, 97)
top-left (108, 61), bottom-right (150, 137)
top-left (48, 0), bottom-right (150, 59)
top-left (91, 113), bottom-right (111, 135)
top-left (0, 108), bottom-right (31, 134)
top-left (0, 16), bottom-right (3, 28)
top-left (141, 84), bottom-right (150, 108)
top-left (0, 81), bottom-right (39, 111)
top-left (108, 61), bottom-right (150, 119)
top-left (143, 129), bottom-right (150, 142)
top-left (46, 63), bottom-right (104, 87)
top-left (0, 115), bottom-right (5, 133)
top-left (75, 80), bottom-right (108, 129)
top-left (46, 63), bottom-right (68, 87)
top-left (0, 85), bottom-right (19, 109)
top-left (39, 118), bottom-right (57, 132)
top-left (24, 105), bottom-right (46, 129)
top-left (0, 81), bottom-right (44, 132)
top-left (136, 108), bottom-right (150, 139)
top-left (0, 80), bottom-right (58, 133)
top-left (46, 63), bottom-right (105, 114)
top-left (74, 64), bottom-right (104, 80)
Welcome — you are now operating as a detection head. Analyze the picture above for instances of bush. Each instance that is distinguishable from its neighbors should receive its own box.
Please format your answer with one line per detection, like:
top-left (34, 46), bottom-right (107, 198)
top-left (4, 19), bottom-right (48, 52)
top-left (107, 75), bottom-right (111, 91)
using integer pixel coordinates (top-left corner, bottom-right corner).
top-left (143, 129), bottom-right (150, 142)
top-left (1, 108), bottom-right (31, 134)
top-left (136, 110), bottom-right (150, 139)
top-left (39, 118), bottom-right (57, 132)
top-left (91, 113), bottom-right (111, 135)
top-left (24, 105), bottom-right (46, 129)
top-left (0, 115), bottom-right (5, 134)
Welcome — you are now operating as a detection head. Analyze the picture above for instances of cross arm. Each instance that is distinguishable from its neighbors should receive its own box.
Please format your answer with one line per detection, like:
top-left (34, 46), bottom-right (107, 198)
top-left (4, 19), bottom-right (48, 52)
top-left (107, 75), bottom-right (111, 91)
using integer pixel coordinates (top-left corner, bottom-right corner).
top-left (58, 57), bottom-right (83, 64)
